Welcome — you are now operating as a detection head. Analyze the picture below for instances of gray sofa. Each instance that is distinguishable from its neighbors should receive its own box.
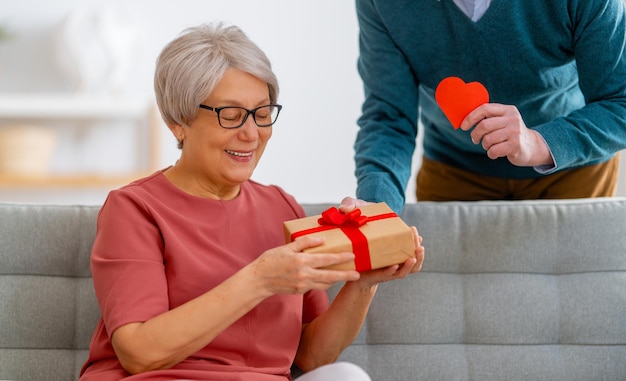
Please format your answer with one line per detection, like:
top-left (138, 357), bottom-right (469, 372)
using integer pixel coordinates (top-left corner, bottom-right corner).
top-left (1, 198), bottom-right (626, 381)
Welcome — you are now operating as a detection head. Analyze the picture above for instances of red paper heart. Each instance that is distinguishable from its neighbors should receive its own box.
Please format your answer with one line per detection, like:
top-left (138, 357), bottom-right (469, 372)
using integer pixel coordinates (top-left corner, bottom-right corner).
top-left (435, 76), bottom-right (489, 129)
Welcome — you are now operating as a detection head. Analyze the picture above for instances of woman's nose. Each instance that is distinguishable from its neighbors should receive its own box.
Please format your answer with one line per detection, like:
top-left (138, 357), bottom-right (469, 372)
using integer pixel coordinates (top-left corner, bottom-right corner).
top-left (238, 115), bottom-right (259, 139)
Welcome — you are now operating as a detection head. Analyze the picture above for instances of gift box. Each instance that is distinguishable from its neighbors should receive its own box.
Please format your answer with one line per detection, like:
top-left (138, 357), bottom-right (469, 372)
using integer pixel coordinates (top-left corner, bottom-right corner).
top-left (283, 202), bottom-right (415, 272)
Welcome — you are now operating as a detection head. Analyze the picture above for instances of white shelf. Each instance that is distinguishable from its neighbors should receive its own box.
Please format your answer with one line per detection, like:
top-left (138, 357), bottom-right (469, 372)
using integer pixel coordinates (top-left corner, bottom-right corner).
top-left (0, 93), bottom-right (161, 187)
top-left (0, 93), bottom-right (153, 121)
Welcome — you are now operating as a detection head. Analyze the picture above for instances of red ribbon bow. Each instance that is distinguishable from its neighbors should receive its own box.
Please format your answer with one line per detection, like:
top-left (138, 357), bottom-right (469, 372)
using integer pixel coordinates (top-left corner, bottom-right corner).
top-left (318, 207), bottom-right (369, 228)
top-left (291, 207), bottom-right (398, 272)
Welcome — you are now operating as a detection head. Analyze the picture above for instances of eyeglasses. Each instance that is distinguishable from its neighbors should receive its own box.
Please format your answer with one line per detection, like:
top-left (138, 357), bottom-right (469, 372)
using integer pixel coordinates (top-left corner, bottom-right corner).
top-left (199, 104), bottom-right (282, 129)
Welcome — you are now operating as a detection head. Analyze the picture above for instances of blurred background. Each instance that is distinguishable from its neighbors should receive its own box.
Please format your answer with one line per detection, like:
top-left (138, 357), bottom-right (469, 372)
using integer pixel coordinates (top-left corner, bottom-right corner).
top-left (0, 0), bottom-right (623, 205)
top-left (0, 0), bottom-right (387, 205)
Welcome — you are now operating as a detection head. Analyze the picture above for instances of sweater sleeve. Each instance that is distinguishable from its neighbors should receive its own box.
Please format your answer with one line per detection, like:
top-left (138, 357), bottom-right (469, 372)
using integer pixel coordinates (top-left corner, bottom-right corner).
top-left (354, 0), bottom-right (420, 213)
top-left (534, 0), bottom-right (626, 171)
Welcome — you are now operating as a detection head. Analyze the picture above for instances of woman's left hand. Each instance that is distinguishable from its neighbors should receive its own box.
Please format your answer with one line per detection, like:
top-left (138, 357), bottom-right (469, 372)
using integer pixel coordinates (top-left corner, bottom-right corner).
top-left (338, 196), bottom-right (425, 287)
top-left (296, 223), bottom-right (424, 369)
top-left (357, 226), bottom-right (424, 288)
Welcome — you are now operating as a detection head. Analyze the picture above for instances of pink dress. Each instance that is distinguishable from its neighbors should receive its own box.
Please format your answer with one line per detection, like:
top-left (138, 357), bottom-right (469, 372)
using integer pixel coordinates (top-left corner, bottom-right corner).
top-left (79, 170), bottom-right (329, 380)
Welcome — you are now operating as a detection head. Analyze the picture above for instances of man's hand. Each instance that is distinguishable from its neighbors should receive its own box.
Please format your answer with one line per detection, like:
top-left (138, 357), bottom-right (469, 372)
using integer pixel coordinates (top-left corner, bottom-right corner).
top-left (338, 196), bottom-right (371, 213)
top-left (460, 103), bottom-right (553, 167)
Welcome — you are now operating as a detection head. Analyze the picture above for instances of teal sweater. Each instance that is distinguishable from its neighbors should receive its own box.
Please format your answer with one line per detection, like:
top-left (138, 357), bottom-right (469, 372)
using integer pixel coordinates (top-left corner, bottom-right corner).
top-left (355, 0), bottom-right (626, 213)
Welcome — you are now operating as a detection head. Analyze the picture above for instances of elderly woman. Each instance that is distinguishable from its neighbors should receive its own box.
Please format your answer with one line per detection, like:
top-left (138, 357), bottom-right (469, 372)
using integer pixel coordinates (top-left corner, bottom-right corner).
top-left (79, 23), bottom-right (424, 381)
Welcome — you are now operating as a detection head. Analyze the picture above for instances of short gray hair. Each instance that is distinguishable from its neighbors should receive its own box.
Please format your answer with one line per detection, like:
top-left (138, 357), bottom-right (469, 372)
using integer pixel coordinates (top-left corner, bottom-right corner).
top-left (154, 23), bottom-right (279, 128)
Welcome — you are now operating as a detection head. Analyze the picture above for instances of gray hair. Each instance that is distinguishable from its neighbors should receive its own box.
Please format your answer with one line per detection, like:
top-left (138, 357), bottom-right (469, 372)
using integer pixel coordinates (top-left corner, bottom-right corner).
top-left (154, 23), bottom-right (279, 128)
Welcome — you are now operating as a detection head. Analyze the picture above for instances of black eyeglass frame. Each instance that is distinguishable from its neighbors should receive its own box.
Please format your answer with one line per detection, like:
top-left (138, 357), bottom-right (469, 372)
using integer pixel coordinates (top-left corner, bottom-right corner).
top-left (199, 104), bottom-right (283, 129)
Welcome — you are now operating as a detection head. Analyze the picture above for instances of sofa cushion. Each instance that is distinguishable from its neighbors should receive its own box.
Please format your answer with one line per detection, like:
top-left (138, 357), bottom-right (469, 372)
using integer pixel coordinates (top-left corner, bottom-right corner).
top-left (322, 198), bottom-right (626, 381)
top-left (0, 204), bottom-right (100, 380)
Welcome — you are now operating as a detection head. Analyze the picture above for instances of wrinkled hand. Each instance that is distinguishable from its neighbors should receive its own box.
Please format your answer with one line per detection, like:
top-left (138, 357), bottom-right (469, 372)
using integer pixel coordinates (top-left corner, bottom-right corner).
top-left (339, 196), bottom-right (425, 287)
top-left (460, 103), bottom-right (553, 167)
top-left (357, 226), bottom-right (425, 288)
top-left (250, 236), bottom-right (360, 295)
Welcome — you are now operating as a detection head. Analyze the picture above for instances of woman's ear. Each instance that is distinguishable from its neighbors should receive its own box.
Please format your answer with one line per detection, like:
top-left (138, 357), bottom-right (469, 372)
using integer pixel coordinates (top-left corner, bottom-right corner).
top-left (169, 124), bottom-right (185, 150)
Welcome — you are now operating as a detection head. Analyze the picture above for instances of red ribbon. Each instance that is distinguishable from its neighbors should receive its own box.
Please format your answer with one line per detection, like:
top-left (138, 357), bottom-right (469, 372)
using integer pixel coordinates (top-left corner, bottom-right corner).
top-left (290, 207), bottom-right (398, 271)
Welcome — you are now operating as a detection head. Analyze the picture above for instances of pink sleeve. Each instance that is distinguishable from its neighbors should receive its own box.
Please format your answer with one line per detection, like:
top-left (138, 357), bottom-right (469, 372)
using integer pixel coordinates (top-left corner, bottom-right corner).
top-left (302, 289), bottom-right (329, 324)
top-left (90, 189), bottom-right (169, 336)
top-left (271, 184), bottom-right (307, 219)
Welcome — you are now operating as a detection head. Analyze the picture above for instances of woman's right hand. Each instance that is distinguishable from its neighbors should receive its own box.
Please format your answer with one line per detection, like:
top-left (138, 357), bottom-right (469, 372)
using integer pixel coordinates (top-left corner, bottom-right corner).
top-left (249, 236), bottom-right (360, 296)
top-left (111, 236), bottom-right (357, 374)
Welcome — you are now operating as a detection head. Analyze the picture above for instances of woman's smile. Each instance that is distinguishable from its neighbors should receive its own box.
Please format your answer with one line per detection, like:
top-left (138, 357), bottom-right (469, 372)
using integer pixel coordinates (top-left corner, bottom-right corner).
top-left (225, 149), bottom-right (254, 161)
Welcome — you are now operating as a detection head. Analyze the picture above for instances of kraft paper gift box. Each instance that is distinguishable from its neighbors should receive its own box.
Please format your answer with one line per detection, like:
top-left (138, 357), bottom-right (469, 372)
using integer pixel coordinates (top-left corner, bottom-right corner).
top-left (283, 202), bottom-right (415, 271)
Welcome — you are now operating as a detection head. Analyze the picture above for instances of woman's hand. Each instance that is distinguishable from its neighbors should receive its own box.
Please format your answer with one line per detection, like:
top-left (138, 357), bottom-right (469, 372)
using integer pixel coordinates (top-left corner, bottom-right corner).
top-left (250, 236), bottom-right (360, 296)
top-left (338, 196), bottom-right (425, 287)
top-left (460, 103), bottom-right (553, 167)
top-left (112, 236), bottom-right (362, 374)
top-left (295, 224), bottom-right (425, 371)
top-left (356, 226), bottom-right (424, 289)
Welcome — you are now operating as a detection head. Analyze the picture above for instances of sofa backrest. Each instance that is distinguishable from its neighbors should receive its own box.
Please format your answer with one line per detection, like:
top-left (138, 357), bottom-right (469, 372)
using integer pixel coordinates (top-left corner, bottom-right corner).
top-left (0, 204), bottom-right (100, 381)
top-left (1, 198), bottom-right (625, 381)
top-left (327, 198), bottom-right (626, 381)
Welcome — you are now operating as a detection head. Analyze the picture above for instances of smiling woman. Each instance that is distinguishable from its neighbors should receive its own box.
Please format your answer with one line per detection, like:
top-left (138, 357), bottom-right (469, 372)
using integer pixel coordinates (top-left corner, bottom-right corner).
top-left (78, 22), bottom-right (425, 381)
top-left (166, 67), bottom-right (276, 200)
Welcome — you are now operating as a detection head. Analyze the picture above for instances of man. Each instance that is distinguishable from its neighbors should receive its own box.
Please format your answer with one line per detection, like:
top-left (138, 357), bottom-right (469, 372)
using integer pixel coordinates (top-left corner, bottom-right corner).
top-left (353, 0), bottom-right (626, 213)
